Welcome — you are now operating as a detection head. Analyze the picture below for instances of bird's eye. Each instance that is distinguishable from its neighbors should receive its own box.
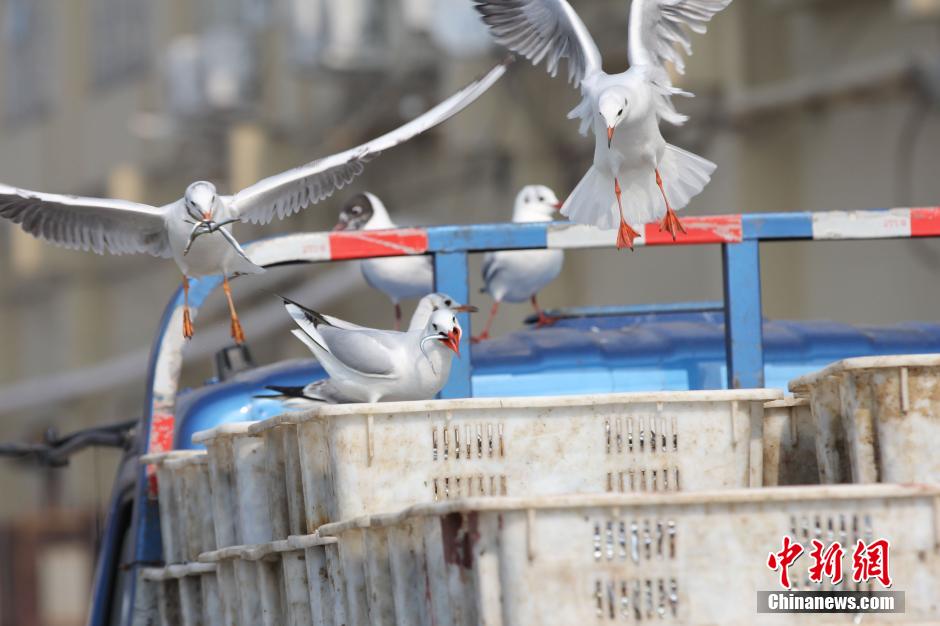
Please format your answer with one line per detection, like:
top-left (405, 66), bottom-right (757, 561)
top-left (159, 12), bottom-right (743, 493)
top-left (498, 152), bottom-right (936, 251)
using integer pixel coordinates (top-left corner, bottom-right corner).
top-left (617, 108), bottom-right (623, 116)
top-left (452, 317), bottom-right (456, 324)
top-left (432, 324), bottom-right (438, 330)
top-left (351, 206), bottom-right (362, 215)
top-left (445, 299), bottom-right (452, 306)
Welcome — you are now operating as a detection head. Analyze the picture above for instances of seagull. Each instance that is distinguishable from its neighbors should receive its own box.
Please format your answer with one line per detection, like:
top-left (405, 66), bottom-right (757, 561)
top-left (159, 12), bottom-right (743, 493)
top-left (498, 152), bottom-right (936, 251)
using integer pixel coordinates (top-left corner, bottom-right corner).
top-left (333, 192), bottom-right (434, 329)
top-left (273, 297), bottom-right (465, 403)
top-left (0, 61), bottom-right (508, 343)
top-left (473, 0), bottom-right (729, 250)
top-left (261, 292), bottom-right (477, 405)
top-left (473, 185), bottom-right (564, 342)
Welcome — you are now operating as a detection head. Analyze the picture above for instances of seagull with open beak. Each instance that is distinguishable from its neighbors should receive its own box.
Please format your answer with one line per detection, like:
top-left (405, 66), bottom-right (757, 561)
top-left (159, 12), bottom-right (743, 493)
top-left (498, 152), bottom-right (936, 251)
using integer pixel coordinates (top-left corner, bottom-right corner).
top-left (278, 297), bottom-right (468, 403)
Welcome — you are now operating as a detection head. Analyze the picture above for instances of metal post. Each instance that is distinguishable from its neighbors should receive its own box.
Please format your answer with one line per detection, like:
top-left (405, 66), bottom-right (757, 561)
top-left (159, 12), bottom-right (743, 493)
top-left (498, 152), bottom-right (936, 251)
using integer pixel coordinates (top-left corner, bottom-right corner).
top-left (433, 251), bottom-right (473, 398)
top-left (722, 241), bottom-right (765, 388)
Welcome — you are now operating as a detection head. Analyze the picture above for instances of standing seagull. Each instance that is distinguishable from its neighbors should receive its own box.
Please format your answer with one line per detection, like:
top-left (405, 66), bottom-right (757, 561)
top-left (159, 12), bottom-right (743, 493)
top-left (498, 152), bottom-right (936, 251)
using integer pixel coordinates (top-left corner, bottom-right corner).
top-left (333, 192), bottom-right (434, 329)
top-left (0, 61), bottom-right (508, 343)
top-left (278, 298), bottom-right (464, 403)
top-left (473, 0), bottom-right (729, 249)
top-left (474, 185), bottom-right (563, 342)
top-left (262, 292), bottom-right (477, 405)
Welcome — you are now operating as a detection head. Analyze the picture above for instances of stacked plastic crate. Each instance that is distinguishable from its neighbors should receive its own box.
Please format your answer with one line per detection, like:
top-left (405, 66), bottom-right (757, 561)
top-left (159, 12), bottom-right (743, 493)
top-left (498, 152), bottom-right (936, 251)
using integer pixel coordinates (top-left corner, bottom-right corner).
top-left (144, 384), bottom-right (940, 624)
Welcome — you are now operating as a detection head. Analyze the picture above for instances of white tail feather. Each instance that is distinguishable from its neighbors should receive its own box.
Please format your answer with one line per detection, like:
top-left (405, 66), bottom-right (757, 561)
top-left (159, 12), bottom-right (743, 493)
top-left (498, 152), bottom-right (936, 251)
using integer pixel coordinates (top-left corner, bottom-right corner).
top-left (561, 144), bottom-right (716, 230)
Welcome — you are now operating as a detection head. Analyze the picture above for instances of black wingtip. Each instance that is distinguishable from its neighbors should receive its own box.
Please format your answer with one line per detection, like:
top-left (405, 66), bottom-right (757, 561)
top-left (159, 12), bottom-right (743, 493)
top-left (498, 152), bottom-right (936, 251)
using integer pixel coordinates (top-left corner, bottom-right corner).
top-left (263, 385), bottom-right (307, 398)
top-left (280, 295), bottom-right (334, 328)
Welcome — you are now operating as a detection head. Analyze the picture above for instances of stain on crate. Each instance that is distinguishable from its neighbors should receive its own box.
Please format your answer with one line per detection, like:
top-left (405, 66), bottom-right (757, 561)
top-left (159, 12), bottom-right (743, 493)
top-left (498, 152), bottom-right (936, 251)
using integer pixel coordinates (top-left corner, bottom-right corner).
top-left (441, 512), bottom-right (480, 570)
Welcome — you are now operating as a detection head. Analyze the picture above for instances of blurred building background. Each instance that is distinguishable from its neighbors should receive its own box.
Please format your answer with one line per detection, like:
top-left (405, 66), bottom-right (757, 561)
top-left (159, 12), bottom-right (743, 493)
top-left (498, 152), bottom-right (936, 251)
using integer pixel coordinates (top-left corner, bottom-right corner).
top-left (1, 0), bottom-right (940, 623)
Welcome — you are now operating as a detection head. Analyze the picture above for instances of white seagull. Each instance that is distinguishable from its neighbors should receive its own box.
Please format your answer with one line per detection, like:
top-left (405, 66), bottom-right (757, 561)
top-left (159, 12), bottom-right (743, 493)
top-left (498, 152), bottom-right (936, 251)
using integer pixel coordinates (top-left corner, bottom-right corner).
top-left (474, 185), bottom-right (564, 342)
top-left (262, 292), bottom-right (476, 405)
top-left (473, 0), bottom-right (729, 249)
top-left (275, 297), bottom-right (465, 403)
top-left (0, 61), bottom-right (508, 343)
top-left (333, 192), bottom-right (434, 329)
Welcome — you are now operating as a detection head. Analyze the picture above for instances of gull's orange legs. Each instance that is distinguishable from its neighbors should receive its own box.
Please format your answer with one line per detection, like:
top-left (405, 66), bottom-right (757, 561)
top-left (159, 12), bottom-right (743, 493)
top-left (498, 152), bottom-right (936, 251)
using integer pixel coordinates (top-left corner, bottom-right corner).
top-left (222, 276), bottom-right (246, 345)
top-left (656, 168), bottom-right (686, 241)
top-left (472, 302), bottom-right (500, 344)
top-left (531, 295), bottom-right (557, 328)
top-left (615, 177), bottom-right (640, 251)
top-left (182, 276), bottom-right (194, 340)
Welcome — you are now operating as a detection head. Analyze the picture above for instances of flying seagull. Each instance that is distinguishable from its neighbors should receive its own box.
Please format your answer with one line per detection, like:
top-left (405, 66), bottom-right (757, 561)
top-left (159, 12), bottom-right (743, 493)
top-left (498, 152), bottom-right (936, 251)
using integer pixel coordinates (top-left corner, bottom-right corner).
top-left (262, 292), bottom-right (477, 405)
top-left (474, 185), bottom-right (563, 342)
top-left (277, 296), bottom-right (465, 403)
top-left (0, 61), bottom-right (508, 343)
top-left (333, 192), bottom-right (434, 329)
top-left (473, 0), bottom-right (729, 249)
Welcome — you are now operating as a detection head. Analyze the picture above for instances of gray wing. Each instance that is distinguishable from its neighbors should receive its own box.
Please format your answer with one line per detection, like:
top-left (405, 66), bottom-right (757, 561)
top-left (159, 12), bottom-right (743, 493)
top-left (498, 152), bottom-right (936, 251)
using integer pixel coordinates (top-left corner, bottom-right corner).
top-left (229, 61), bottom-right (509, 226)
top-left (481, 251), bottom-right (503, 285)
top-left (0, 183), bottom-right (171, 257)
top-left (317, 326), bottom-right (399, 378)
top-left (473, 0), bottom-right (602, 87)
top-left (628, 0), bottom-right (732, 76)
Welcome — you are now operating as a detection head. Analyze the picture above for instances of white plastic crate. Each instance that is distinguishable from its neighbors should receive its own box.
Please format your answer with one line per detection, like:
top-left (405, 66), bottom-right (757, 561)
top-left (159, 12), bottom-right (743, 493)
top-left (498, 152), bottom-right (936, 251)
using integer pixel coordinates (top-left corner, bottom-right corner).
top-left (287, 390), bottom-right (780, 625)
top-left (192, 422), bottom-right (275, 546)
top-left (318, 485), bottom-right (940, 626)
top-left (141, 450), bottom-right (215, 564)
top-left (199, 534), bottom-right (348, 626)
top-left (762, 398), bottom-right (819, 486)
top-left (791, 354), bottom-right (940, 484)
top-left (248, 416), bottom-right (308, 538)
top-left (290, 390), bottom-right (783, 530)
top-left (141, 562), bottom-right (221, 626)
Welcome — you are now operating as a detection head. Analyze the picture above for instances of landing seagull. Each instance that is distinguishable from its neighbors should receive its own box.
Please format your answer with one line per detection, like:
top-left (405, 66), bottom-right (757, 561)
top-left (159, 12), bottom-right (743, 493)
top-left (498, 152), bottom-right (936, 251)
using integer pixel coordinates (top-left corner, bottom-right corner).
top-left (473, 0), bottom-right (729, 249)
top-left (275, 296), bottom-right (465, 403)
top-left (474, 185), bottom-right (564, 342)
top-left (0, 61), bottom-right (508, 343)
top-left (333, 192), bottom-right (434, 329)
top-left (262, 292), bottom-right (477, 405)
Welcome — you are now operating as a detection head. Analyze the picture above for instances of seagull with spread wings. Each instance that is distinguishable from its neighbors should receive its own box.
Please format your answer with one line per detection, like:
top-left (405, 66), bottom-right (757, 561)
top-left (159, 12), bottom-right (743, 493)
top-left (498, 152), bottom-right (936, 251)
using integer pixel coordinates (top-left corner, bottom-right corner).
top-left (0, 61), bottom-right (508, 343)
top-left (473, 0), bottom-right (730, 249)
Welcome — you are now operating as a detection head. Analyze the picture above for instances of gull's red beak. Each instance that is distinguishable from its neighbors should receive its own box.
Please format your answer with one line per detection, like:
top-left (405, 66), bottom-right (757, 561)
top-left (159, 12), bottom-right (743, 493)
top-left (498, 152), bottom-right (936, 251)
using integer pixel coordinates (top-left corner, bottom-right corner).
top-left (332, 220), bottom-right (348, 232)
top-left (607, 127), bottom-right (615, 149)
top-left (553, 202), bottom-right (563, 210)
top-left (440, 328), bottom-right (461, 355)
top-left (453, 305), bottom-right (478, 313)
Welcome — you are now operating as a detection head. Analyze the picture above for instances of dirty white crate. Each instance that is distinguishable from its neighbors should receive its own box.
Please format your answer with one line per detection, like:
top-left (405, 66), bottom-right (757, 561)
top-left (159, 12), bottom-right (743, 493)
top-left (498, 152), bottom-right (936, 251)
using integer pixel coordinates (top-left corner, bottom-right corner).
top-left (762, 398), bottom-right (819, 486)
top-left (199, 534), bottom-right (348, 626)
top-left (791, 354), bottom-right (940, 484)
top-left (141, 562), bottom-right (222, 626)
top-left (291, 390), bottom-right (782, 530)
top-left (248, 416), bottom-right (308, 538)
top-left (192, 423), bottom-right (274, 547)
top-left (318, 485), bottom-right (940, 626)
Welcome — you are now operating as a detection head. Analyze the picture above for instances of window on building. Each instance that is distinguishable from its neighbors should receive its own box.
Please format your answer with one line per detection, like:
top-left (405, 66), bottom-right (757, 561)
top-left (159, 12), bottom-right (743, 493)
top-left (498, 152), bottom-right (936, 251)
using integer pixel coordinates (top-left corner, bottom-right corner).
top-left (90, 0), bottom-right (150, 87)
top-left (2, 0), bottom-right (52, 124)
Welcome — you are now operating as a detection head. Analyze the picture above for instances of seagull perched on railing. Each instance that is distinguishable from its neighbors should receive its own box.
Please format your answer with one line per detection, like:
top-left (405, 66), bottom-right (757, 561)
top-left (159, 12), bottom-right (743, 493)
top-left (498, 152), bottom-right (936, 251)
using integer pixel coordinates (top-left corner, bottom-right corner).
top-left (474, 185), bottom-right (564, 342)
top-left (333, 192), bottom-right (434, 329)
top-left (275, 296), bottom-right (466, 403)
top-left (0, 61), bottom-right (508, 343)
top-left (473, 0), bottom-right (728, 250)
top-left (262, 292), bottom-right (477, 405)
